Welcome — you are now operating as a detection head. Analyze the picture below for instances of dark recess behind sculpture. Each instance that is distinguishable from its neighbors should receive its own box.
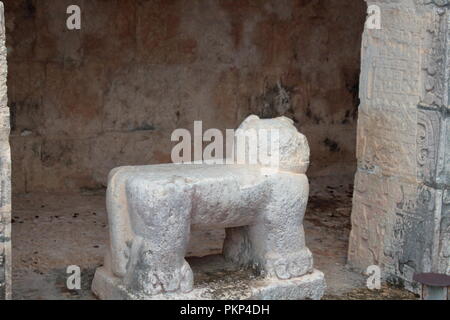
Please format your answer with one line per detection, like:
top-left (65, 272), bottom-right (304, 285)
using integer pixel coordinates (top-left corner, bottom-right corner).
top-left (3, 0), bottom-right (366, 193)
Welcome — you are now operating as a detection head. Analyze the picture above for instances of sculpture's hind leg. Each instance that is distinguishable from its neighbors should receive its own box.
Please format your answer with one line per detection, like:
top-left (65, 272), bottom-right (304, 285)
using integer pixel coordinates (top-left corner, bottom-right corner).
top-left (123, 177), bottom-right (194, 296)
top-left (224, 172), bottom-right (313, 279)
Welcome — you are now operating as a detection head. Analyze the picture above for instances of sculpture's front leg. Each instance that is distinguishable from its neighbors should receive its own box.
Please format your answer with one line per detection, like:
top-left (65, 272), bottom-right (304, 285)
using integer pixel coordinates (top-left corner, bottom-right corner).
top-left (224, 172), bottom-right (313, 279)
top-left (260, 173), bottom-right (313, 279)
top-left (123, 176), bottom-right (194, 296)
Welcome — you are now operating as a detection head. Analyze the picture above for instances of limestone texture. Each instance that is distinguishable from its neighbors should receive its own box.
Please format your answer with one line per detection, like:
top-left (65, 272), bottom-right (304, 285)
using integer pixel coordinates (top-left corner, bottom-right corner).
top-left (0, 1), bottom-right (10, 300)
top-left (92, 264), bottom-right (325, 300)
top-left (92, 116), bottom-right (325, 299)
top-left (348, 0), bottom-right (450, 293)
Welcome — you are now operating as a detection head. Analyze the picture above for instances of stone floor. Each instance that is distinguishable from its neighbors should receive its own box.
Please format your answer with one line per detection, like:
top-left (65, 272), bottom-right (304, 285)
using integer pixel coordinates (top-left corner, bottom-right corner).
top-left (11, 177), bottom-right (418, 300)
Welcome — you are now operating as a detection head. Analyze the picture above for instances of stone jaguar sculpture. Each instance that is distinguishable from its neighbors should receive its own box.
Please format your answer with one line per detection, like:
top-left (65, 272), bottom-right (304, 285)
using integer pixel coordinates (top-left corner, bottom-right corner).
top-left (92, 115), bottom-right (323, 299)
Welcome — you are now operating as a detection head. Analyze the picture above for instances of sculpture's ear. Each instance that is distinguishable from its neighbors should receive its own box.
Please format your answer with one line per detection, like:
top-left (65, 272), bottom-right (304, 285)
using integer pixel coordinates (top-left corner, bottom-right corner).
top-left (278, 116), bottom-right (294, 125)
top-left (242, 115), bottom-right (260, 124)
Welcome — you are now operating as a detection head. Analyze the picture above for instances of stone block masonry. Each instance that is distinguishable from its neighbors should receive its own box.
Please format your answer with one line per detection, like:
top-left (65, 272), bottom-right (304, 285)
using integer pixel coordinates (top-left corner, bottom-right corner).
top-left (348, 0), bottom-right (450, 293)
top-left (0, 1), bottom-right (11, 300)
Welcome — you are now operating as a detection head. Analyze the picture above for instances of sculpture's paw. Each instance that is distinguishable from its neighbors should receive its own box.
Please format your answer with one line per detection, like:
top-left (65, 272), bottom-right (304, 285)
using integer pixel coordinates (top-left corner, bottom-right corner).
top-left (265, 249), bottom-right (313, 280)
top-left (137, 260), bottom-right (194, 296)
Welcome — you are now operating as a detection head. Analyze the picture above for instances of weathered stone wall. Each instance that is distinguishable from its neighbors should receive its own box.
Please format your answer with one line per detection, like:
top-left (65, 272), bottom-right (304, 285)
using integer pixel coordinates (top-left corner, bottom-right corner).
top-left (4, 0), bottom-right (365, 193)
top-left (0, 1), bottom-right (10, 300)
top-left (349, 0), bottom-right (450, 292)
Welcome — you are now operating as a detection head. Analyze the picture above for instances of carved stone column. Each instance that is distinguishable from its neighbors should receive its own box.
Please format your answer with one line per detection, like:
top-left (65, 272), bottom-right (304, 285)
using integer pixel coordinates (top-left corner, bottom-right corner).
top-left (349, 0), bottom-right (450, 293)
top-left (0, 1), bottom-right (10, 300)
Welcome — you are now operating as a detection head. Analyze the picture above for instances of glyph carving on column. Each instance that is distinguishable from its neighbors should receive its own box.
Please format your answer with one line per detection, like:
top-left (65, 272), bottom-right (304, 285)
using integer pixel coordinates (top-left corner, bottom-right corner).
top-left (349, 0), bottom-right (450, 293)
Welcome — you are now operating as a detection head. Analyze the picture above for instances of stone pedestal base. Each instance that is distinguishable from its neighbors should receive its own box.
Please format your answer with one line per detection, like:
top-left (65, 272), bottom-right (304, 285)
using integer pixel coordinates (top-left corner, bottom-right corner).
top-left (92, 264), bottom-right (326, 300)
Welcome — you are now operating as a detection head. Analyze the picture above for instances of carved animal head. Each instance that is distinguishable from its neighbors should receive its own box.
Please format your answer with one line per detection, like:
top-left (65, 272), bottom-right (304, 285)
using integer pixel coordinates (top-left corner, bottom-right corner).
top-left (235, 115), bottom-right (310, 173)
